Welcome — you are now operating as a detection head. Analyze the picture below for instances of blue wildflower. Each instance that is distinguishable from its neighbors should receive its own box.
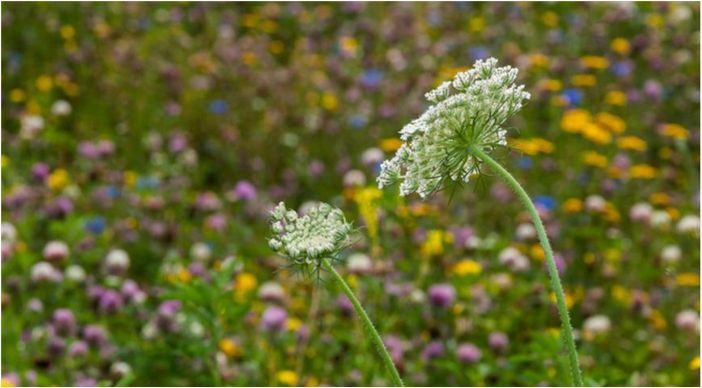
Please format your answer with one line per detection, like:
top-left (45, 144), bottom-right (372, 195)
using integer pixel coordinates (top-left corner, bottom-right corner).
top-left (469, 46), bottom-right (490, 60)
top-left (517, 156), bottom-right (533, 170)
top-left (85, 217), bottom-right (106, 235)
top-left (360, 69), bottom-right (383, 88)
top-left (534, 196), bottom-right (556, 211)
top-left (561, 88), bottom-right (583, 106)
top-left (209, 99), bottom-right (228, 114)
top-left (350, 114), bottom-right (367, 129)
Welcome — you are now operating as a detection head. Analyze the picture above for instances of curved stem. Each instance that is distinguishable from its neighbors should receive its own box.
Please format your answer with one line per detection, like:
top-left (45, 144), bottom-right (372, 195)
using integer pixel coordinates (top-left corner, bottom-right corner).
top-left (469, 146), bottom-right (584, 386)
top-left (321, 258), bottom-right (404, 387)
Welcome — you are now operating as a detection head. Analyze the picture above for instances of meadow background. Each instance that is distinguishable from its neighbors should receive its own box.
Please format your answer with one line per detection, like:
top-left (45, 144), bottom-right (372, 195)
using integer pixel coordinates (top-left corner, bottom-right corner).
top-left (1, 2), bottom-right (700, 387)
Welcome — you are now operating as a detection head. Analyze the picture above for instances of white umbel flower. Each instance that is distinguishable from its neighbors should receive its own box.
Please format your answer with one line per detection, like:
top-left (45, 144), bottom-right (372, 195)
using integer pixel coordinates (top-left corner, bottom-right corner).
top-left (378, 57), bottom-right (530, 198)
top-left (268, 202), bottom-right (353, 277)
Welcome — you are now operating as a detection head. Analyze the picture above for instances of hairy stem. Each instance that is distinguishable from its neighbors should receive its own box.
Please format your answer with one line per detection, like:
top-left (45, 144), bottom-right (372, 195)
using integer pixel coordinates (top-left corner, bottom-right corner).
top-left (321, 258), bottom-right (404, 386)
top-left (469, 146), bottom-right (584, 386)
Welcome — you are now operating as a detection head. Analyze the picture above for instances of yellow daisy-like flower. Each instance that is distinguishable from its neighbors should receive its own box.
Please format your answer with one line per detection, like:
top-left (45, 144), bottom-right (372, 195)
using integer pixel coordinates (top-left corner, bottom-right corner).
top-left (582, 151), bottom-right (608, 168)
top-left (571, 74), bottom-right (596, 87)
top-left (561, 109), bottom-right (592, 133)
top-left (380, 138), bottom-right (403, 152)
top-left (661, 123), bottom-right (688, 140)
top-left (676, 273), bottom-right (700, 287)
top-left (581, 56), bottom-right (609, 69)
top-left (616, 136), bottom-right (647, 152)
top-left (582, 123), bottom-right (612, 145)
top-left (629, 164), bottom-right (656, 179)
top-left (596, 112), bottom-right (626, 133)
top-left (452, 259), bottom-right (482, 276)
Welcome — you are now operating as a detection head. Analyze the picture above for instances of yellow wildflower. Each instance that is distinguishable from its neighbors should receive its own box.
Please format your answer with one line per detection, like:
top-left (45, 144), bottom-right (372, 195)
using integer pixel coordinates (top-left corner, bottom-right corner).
top-left (582, 151), bottom-right (608, 168)
top-left (286, 317), bottom-right (303, 332)
top-left (47, 169), bottom-right (70, 191)
top-left (178, 268), bottom-right (192, 283)
top-left (540, 79), bottom-right (562, 92)
top-left (661, 123), bottom-right (688, 140)
top-left (277, 370), bottom-right (299, 386)
top-left (612, 285), bottom-right (630, 304)
top-left (676, 273), bottom-right (700, 287)
top-left (581, 56), bottom-right (609, 69)
top-left (421, 230), bottom-right (452, 257)
top-left (629, 164), bottom-right (656, 179)
top-left (60, 25), bottom-right (75, 40)
top-left (530, 244), bottom-right (545, 261)
top-left (563, 198), bottom-right (583, 213)
top-left (530, 53), bottom-right (549, 68)
top-left (452, 259), bottom-right (482, 276)
top-left (666, 207), bottom-right (680, 221)
top-left (321, 92), bottom-right (338, 111)
top-left (596, 112), bottom-right (626, 133)
top-left (234, 272), bottom-right (258, 299)
top-left (611, 38), bottom-right (631, 55)
top-left (509, 138), bottom-right (554, 155)
top-left (218, 338), bottom-right (241, 358)
top-left (550, 291), bottom-right (574, 309)
top-left (1, 378), bottom-right (16, 387)
top-left (542, 11), bottom-right (558, 27)
top-left (690, 356), bottom-right (700, 370)
top-left (646, 13), bottom-right (664, 28)
top-left (571, 74), bottom-right (596, 87)
top-left (561, 109), bottom-right (592, 133)
top-left (616, 136), bottom-right (647, 152)
top-left (124, 171), bottom-right (137, 188)
top-left (242, 51), bottom-right (257, 66)
top-left (354, 187), bottom-right (382, 244)
top-left (582, 123), bottom-right (612, 145)
top-left (649, 192), bottom-right (670, 206)
top-left (339, 36), bottom-right (358, 55)
top-left (36, 75), bottom-right (53, 91)
top-left (380, 138), bottom-right (403, 152)
top-left (605, 90), bottom-right (627, 106)
top-left (9, 89), bottom-right (25, 102)
top-left (469, 16), bottom-right (485, 32)
top-left (649, 309), bottom-right (667, 331)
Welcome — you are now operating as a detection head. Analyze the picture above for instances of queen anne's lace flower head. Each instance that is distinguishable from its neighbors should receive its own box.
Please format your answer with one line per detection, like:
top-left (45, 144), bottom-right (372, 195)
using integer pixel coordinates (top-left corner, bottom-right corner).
top-left (378, 57), bottom-right (530, 198)
top-left (268, 202), bottom-right (353, 277)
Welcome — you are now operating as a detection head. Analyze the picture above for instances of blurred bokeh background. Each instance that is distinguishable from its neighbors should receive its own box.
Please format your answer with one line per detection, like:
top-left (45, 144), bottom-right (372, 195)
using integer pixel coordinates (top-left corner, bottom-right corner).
top-left (1, 2), bottom-right (700, 387)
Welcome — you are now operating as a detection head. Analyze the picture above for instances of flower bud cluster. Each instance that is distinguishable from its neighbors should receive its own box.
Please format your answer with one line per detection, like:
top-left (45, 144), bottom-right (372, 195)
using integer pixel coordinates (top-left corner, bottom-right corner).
top-left (268, 202), bottom-right (352, 276)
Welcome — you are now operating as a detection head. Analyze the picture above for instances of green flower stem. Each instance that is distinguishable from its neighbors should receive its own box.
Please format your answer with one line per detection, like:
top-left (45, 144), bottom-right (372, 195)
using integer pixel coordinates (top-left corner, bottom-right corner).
top-left (321, 258), bottom-right (404, 387)
top-left (469, 146), bottom-right (584, 387)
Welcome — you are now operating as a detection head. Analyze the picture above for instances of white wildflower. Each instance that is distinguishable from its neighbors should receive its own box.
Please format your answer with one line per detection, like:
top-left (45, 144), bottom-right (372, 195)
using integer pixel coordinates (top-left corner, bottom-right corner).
top-left (268, 202), bottom-right (353, 277)
top-left (583, 315), bottom-right (611, 336)
top-left (677, 214), bottom-right (700, 234)
top-left (377, 57), bottom-right (530, 198)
